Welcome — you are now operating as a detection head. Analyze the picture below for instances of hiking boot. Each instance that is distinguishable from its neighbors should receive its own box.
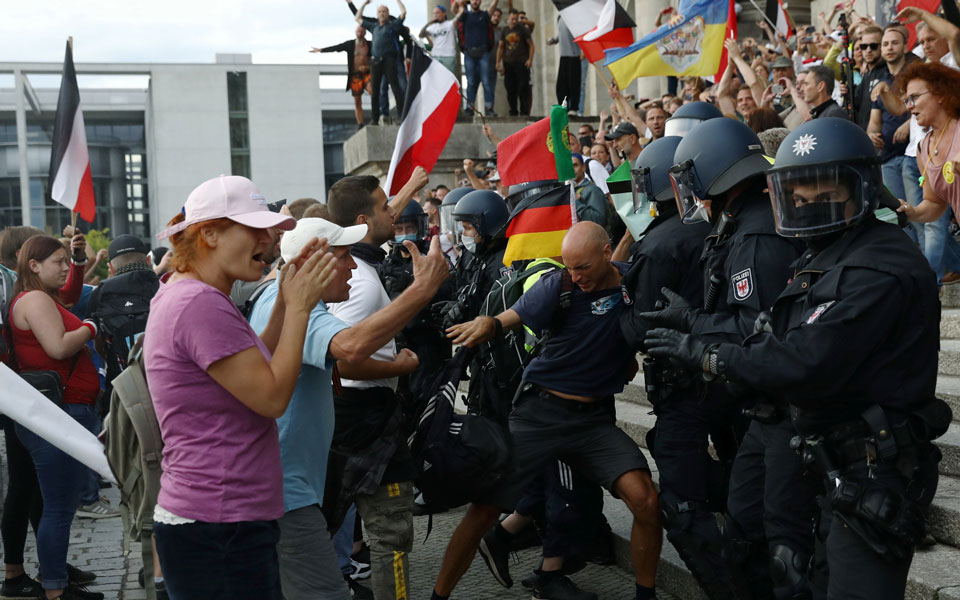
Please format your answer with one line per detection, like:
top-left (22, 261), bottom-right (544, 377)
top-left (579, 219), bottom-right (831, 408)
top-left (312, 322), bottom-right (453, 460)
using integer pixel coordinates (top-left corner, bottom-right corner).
top-left (478, 528), bottom-right (513, 588)
top-left (75, 499), bottom-right (119, 519)
top-left (343, 575), bottom-right (373, 600)
top-left (0, 573), bottom-right (42, 599)
top-left (66, 566), bottom-right (95, 586)
top-left (532, 573), bottom-right (597, 600)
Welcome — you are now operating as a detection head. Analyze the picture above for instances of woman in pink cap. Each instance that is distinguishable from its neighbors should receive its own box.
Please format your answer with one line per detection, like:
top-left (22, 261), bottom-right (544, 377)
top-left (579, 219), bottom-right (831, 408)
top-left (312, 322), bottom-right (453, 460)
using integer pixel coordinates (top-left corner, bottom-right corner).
top-left (144, 175), bottom-right (337, 599)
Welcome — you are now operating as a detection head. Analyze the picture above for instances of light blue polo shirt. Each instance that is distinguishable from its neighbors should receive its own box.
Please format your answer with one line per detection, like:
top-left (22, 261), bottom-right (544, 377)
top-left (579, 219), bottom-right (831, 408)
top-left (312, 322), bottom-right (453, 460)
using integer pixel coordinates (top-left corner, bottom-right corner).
top-left (249, 283), bottom-right (349, 513)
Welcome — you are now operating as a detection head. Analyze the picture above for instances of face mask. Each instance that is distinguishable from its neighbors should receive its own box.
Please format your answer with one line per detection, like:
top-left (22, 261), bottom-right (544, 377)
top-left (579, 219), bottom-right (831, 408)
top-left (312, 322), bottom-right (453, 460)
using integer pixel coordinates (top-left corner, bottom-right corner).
top-left (394, 233), bottom-right (416, 244)
top-left (462, 235), bottom-right (477, 253)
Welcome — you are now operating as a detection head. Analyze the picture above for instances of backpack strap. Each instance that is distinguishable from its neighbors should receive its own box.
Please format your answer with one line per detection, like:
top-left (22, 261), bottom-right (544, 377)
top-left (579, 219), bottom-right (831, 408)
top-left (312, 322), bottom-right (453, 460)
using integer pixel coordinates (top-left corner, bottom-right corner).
top-left (242, 278), bottom-right (276, 319)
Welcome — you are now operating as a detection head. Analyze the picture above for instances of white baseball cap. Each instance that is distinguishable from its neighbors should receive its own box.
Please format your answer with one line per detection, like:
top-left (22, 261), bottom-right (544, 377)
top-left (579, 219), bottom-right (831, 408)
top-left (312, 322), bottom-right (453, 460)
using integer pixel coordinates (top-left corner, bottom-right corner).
top-left (280, 218), bottom-right (368, 262)
top-left (156, 175), bottom-right (296, 239)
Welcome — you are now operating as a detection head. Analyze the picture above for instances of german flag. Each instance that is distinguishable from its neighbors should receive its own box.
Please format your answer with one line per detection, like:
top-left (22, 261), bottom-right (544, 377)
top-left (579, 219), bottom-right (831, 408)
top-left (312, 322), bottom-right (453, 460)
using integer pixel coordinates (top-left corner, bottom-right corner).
top-left (502, 183), bottom-right (576, 265)
top-left (496, 106), bottom-right (576, 187)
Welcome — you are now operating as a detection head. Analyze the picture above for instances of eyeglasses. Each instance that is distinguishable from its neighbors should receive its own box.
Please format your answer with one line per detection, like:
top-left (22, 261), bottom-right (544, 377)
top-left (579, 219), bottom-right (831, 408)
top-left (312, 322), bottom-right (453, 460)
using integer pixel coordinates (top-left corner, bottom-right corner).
top-left (903, 91), bottom-right (931, 108)
top-left (859, 42), bottom-right (880, 51)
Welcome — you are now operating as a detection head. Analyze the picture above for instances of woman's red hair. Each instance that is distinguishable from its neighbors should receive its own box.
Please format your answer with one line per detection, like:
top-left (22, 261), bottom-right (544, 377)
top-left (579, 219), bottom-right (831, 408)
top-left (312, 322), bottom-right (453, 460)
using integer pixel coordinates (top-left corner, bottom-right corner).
top-left (893, 62), bottom-right (960, 119)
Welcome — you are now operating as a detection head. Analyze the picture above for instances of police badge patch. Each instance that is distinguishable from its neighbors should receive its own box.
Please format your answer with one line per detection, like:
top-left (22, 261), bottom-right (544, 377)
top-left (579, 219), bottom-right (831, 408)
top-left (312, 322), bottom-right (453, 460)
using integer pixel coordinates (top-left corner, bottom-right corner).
top-left (806, 301), bottom-right (835, 324)
top-left (731, 268), bottom-right (753, 301)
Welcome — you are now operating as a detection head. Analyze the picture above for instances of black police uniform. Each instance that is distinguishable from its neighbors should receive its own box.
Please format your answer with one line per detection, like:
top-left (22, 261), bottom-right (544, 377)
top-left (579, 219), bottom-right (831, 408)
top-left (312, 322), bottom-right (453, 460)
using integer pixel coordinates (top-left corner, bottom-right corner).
top-left (710, 215), bottom-right (943, 599)
top-left (453, 238), bottom-right (510, 323)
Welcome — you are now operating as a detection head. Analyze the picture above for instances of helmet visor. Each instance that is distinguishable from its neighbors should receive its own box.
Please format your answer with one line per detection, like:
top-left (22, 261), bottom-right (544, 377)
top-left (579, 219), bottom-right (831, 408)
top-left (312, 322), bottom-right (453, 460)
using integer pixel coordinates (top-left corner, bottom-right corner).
top-left (767, 164), bottom-right (871, 237)
top-left (669, 161), bottom-right (708, 224)
top-left (630, 167), bottom-right (655, 214)
top-left (439, 205), bottom-right (457, 235)
top-left (393, 213), bottom-right (429, 243)
top-left (664, 117), bottom-right (702, 138)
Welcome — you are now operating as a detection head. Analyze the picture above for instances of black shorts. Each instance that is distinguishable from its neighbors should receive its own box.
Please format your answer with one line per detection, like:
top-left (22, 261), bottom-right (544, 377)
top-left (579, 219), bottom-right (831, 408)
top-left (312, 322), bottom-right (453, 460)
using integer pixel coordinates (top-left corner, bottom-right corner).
top-left (489, 387), bottom-right (649, 511)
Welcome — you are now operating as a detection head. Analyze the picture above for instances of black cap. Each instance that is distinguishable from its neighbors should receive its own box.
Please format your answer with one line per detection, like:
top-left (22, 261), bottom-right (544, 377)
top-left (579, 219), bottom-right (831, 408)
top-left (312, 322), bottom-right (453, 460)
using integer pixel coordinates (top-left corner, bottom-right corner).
top-left (108, 235), bottom-right (149, 261)
top-left (604, 121), bottom-right (640, 140)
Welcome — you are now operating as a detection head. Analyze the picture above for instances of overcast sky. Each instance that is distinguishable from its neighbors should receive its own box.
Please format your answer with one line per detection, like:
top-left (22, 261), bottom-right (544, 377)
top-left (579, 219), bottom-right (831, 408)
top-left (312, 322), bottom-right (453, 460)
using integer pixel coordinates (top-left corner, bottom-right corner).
top-left (2, 0), bottom-right (427, 74)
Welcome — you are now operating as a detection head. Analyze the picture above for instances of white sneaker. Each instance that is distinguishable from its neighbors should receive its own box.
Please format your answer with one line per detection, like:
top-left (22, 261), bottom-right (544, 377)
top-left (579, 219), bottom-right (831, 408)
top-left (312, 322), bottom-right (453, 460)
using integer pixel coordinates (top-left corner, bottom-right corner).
top-left (76, 498), bottom-right (120, 519)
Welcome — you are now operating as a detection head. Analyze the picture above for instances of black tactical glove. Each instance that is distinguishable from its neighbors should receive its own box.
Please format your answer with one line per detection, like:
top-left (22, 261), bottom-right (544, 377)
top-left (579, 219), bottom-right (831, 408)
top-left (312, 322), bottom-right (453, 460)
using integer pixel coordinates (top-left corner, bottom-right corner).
top-left (431, 300), bottom-right (463, 330)
top-left (643, 328), bottom-right (718, 374)
top-left (639, 287), bottom-right (704, 333)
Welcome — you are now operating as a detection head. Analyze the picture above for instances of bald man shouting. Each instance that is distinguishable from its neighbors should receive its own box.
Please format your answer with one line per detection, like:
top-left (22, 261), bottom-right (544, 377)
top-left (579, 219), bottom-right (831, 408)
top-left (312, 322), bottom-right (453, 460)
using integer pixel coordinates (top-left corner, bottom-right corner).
top-left (430, 222), bottom-right (662, 600)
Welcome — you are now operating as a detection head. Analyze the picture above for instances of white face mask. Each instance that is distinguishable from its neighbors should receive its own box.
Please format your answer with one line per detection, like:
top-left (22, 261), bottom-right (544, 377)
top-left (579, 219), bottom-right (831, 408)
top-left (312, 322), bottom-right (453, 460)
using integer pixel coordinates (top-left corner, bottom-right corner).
top-left (462, 235), bottom-right (477, 253)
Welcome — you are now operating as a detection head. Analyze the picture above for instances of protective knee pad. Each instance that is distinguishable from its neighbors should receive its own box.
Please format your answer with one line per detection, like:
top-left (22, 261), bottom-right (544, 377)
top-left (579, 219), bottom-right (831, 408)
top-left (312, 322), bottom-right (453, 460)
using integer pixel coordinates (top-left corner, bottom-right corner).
top-left (660, 493), bottom-right (737, 600)
top-left (768, 544), bottom-right (812, 600)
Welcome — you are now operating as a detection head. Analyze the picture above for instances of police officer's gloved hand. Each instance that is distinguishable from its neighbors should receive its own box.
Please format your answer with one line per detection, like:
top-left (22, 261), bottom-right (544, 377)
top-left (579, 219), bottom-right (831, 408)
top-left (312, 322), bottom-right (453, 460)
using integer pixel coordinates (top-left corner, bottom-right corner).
top-left (644, 328), bottom-right (716, 374)
top-left (431, 300), bottom-right (463, 329)
top-left (639, 287), bottom-right (704, 333)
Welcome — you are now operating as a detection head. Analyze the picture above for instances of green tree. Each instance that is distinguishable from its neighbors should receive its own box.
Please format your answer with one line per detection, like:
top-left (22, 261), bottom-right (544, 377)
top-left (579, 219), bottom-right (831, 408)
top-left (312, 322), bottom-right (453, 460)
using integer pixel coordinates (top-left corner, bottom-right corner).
top-left (85, 228), bottom-right (111, 282)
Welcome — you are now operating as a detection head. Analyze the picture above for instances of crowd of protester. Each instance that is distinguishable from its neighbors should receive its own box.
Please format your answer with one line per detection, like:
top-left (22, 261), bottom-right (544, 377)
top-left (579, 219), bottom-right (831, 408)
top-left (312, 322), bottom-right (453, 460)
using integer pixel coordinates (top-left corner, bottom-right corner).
top-left (2, 2), bottom-right (960, 600)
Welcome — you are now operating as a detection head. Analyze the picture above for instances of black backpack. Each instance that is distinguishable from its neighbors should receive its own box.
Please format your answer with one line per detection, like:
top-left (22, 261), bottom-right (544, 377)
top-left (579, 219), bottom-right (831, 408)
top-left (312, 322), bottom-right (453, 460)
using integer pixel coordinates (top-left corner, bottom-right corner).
top-left (409, 347), bottom-right (510, 511)
top-left (90, 271), bottom-right (158, 383)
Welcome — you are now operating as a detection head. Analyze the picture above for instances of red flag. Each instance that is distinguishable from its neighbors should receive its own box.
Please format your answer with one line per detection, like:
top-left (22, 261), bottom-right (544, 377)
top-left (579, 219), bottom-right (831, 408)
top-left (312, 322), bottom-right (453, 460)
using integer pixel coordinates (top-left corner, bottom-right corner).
top-left (384, 45), bottom-right (460, 196)
top-left (496, 106), bottom-right (576, 187)
top-left (897, 0), bottom-right (941, 50)
top-left (555, 0), bottom-right (636, 63)
top-left (49, 41), bottom-right (95, 223)
top-left (715, 0), bottom-right (738, 80)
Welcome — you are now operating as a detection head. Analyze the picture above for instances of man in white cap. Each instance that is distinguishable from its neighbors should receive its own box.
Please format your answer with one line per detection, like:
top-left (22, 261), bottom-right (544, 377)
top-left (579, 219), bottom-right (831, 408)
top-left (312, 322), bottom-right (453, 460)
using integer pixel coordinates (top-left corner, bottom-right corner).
top-left (247, 217), bottom-right (449, 600)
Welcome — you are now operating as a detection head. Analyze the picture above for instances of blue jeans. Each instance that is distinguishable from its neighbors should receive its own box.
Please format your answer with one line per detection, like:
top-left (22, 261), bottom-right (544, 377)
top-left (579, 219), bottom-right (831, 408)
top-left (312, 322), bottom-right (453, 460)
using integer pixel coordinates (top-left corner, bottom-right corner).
top-left (882, 155), bottom-right (918, 244)
top-left (154, 519), bottom-right (282, 600)
top-left (74, 403), bottom-right (101, 505)
top-left (464, 51), bottom-right (495, 110)
top-left (333, 504), bottom-right (357, 577)
top-left (15, 403), bottom-right (94, 590)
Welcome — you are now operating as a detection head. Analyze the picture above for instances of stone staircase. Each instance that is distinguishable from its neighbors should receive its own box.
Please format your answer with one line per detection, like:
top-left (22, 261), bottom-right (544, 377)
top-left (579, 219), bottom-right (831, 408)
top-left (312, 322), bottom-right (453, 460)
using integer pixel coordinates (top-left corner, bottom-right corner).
top-left (605, 286), bottom-right (960, 600)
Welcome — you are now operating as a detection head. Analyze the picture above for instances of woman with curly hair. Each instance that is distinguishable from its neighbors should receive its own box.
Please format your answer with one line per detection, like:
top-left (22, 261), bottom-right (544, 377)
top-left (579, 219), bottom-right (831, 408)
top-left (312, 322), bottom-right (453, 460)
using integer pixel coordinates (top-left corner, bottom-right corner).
top-left (894, 63), bottom-right (960, 229)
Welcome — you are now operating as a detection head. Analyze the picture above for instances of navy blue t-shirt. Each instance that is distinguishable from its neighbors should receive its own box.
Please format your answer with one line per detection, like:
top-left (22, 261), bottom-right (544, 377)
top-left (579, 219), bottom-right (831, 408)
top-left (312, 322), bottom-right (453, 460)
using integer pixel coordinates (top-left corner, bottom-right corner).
top-left (512, 262), bottom-right (633, 397)
top-left (871, 67), bottom-right (909, 163)
top-left (462, 10), bottom-right (492, 51)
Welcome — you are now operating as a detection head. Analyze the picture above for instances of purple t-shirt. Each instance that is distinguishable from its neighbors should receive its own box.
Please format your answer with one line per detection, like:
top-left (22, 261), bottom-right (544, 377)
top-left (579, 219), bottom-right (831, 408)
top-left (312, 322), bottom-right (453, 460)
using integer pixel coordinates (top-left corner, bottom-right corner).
top-left (144, 278), bottom-right (283, 523)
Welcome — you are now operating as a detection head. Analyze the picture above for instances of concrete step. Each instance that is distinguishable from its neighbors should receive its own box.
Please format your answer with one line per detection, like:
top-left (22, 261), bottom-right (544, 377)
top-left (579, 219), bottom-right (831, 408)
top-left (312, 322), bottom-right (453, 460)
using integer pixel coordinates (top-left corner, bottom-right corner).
top-left (942, 309), bottom-right (960, 340)
top-left (603, 490), bottom-right (960, 600)
top-left (612, 397), bottom-right (960, 545)
top-left (942, 284), bottom-right (960, 310)
top-left (941, 340), bottom-right (960, 377)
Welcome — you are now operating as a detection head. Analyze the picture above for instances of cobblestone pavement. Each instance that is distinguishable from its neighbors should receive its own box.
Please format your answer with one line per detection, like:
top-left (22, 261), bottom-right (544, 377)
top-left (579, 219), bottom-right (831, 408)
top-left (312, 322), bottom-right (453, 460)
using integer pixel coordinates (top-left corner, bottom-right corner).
top-left (11, 497), bottom-right (652, 600)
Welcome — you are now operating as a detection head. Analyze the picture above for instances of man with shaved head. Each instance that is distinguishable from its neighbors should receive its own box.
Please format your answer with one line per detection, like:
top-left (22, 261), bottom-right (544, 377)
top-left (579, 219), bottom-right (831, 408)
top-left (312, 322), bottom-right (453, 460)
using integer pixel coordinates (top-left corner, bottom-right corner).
top-left (431, 221), bottom-right (662, 600)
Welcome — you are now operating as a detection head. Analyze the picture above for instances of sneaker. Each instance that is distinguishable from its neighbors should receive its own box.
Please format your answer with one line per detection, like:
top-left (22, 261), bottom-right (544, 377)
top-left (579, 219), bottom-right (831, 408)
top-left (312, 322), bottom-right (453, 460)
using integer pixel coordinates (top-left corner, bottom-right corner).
top-left (343, 575), bottom-right (373, 600)
top-left (478, 528), bottom-right (513, 588)
top-left (155, 580), bottom-right (169, 600)
top-left (66, 565), bottom-right (95, 586)
top-left (349, 543), bottom-right (371, 580)
top-left (48, 584), bottom-right (105, 600)
top-left (943, 271), bottom-right (960, 285)
top-left (485, 109), bottom-right (498, 118)
top-left (75, 499), bottom-right (119, 519)
top-left (532, 573), bottom-right (597, 600)
top-left (0, 573), bottom-right (42, 599)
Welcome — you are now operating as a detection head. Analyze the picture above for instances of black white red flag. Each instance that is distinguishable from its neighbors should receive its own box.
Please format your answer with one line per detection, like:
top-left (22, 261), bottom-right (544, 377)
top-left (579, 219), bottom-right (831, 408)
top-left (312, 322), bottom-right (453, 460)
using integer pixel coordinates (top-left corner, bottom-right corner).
top-left (49, 41), bottom-right (95, 223)
top-left (765, 0), bottom-right (796, 40)
top-left (384, 44), bottom-right (460, 196)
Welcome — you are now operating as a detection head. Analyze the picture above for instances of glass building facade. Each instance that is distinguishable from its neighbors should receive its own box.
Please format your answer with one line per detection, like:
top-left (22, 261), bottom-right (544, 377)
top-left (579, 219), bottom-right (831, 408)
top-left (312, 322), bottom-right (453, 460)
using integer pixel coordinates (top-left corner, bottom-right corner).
top-left (0, 117), bottom-right (149, 238)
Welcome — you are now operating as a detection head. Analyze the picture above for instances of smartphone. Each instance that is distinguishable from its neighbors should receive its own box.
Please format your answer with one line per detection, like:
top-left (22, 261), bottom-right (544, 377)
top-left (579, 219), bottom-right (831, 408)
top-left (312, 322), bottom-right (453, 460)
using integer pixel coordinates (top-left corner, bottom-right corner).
top-left (770, 84), bottom-right (785, 95)
top-left (805, 25), bottom-right (817, 34)
top-left (802, 36), bottom-right (814, 43)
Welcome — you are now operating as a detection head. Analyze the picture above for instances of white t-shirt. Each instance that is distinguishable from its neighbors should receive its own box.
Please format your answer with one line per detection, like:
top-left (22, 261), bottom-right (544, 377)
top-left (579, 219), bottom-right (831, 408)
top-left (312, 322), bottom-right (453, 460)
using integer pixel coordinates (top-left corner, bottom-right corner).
top-left (426, 20), bottom-right (458, 58)
top-left (327, 257), bottom-right (398, 390)
top-left (585, 159), bottom-right (611, 195)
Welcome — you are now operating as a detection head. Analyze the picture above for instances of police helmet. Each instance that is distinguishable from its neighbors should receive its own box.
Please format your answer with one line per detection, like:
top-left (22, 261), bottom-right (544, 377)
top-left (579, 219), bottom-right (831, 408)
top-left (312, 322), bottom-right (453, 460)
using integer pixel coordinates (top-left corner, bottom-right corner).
top-left (635, 136), bottom-right (684, 205)
top-left (452, 189), bottom-right (510, 238)
top-left (440, 186), bottom-right (473, 234)
top-left (393, 200), bottom-right (428, 243)
top-left (670, 118), bottom-right (770, 223)
top-left (505, 179), bottom-right (563, 211)
top-left (664, 101), bottom-right (724, 137)
top-left (767, 118), bottom-right (881, 238)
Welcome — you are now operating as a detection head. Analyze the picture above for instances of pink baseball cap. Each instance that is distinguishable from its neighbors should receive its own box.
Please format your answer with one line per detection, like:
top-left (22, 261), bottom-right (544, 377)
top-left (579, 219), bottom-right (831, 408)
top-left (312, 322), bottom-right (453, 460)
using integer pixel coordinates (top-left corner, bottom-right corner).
top-left (156, 175), bottom-right (296, 239)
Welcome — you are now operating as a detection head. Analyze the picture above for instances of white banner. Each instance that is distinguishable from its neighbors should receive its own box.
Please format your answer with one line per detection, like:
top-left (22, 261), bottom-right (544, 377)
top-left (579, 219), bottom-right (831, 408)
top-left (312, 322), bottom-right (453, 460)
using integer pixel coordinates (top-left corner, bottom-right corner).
top-left (0, 362), bottom-right (116, 484)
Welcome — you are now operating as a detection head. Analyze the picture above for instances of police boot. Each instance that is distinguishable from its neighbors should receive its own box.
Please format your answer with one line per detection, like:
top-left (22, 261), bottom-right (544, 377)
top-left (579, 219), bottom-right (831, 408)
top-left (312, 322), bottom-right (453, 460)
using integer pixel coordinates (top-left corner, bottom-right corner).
top-left (768, 544), bottom-right (812, 600)
top-left (531, 570), bottom-right (597, 600)
top-left (660, 492), bottom-right (738, 600)
top-left (717, 514), bottom-right (775, 600)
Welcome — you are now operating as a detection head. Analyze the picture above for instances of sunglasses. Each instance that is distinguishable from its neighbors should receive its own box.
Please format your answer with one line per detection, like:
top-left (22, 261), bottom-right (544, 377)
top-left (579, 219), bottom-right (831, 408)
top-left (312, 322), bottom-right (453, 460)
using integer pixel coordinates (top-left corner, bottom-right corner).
top-left (859, 42), bottom-right (880, 51)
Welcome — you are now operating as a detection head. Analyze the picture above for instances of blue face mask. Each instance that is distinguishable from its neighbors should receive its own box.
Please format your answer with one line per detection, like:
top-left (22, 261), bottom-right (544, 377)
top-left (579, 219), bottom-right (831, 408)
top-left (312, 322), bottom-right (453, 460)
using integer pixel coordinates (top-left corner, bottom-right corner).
top-left (394, 233), bottom-right (417, 244)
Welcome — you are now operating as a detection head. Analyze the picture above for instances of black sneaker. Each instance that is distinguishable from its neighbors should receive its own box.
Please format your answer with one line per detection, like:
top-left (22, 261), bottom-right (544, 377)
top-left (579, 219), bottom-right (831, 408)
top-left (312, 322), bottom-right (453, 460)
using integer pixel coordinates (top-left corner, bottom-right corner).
top-left (478, 528), bottom-right (513, 588)
top-left (0, 573), bottom-right (42, 599)
top-left (66, 565), bottom-right (96, 586)
top-left (48, 584), bottom-right (105, 600)
top-left (343, 575), bottom-right (373, 600)
top-left (532, 573), bottom-right (597, 600)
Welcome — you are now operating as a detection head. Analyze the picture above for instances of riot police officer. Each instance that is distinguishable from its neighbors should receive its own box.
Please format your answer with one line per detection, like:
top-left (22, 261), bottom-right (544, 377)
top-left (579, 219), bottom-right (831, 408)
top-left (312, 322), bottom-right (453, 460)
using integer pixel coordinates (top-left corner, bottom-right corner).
top-left (436, 189), bottom-right (511, 328)
top-left (439, 186), bottom-right (473, 265)
top-left (379, 201), bottom-right (453, 405)
top-left (650, 118), bottom-right (806, 599)
top-left (616, 135), bottom-right (726, 596)
top-left (644, 117), bottom-right (947, 600)
top-left (663, 100), bottom-right (724, 138)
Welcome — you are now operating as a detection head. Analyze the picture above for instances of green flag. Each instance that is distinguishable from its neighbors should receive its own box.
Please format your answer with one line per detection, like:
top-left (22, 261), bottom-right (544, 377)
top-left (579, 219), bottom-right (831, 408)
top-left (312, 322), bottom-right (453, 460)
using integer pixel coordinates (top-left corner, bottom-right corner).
top-left (607, 161), bottom-right (656, 240)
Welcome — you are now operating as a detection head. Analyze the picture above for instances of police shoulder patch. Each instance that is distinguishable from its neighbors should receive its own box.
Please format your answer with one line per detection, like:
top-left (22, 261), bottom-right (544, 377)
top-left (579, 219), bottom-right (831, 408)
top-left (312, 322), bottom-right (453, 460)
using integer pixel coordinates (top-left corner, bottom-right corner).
top-left (806, 300), bottom-right (836, 324)
top-left (731, 268), bottom-right (754, 301)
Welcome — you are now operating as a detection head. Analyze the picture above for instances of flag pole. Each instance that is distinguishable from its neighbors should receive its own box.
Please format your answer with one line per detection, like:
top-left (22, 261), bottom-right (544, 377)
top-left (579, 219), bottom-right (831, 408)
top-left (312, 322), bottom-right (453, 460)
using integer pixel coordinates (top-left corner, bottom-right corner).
top-left (66, 36), bottom-right (79, 233)
top-left (590, 62), bottom-right (632, 120)
top-left (746, 0), bottom-right (780, 34)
